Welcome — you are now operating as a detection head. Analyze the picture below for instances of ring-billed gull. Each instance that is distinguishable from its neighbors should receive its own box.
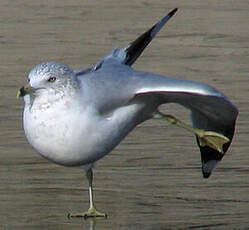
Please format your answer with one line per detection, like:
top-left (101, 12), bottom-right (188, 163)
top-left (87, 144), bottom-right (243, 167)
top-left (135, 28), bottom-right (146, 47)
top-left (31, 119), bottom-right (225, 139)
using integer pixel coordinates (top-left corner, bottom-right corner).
top-left (18, 8), bottom-right (238, 218)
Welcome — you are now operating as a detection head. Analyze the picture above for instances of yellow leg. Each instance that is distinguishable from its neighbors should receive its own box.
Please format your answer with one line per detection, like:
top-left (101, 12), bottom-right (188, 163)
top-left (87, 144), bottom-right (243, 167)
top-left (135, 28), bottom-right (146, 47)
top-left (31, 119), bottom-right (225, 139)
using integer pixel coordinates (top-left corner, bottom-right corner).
top-left (159, 112), bottom-right (229, 154)
top-left (69, 169), bottom-right (107, 219)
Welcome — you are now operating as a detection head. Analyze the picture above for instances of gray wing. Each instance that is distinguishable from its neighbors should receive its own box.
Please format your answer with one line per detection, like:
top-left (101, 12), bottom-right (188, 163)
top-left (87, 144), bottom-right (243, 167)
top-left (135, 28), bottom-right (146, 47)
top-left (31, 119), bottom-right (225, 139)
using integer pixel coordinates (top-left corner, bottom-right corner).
top-left (120, 8), bottom-right (238, 178)
top-left (81, 65), bottom-right (238, 179)
top-left (90, 8), bottom-right (178, 70)
top-left (76, 8), bottom-right (238, 178)
top-left (78, 56), bottom-right (238, 179)
top-left (131, 72), bottom-right (238, 178)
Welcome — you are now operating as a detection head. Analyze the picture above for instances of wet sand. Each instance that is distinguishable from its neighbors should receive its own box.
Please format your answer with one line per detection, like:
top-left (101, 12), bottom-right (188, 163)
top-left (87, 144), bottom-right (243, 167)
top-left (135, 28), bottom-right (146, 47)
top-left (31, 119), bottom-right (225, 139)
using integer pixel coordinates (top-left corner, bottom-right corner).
top-left (0, 1), bottom-right (248, 229)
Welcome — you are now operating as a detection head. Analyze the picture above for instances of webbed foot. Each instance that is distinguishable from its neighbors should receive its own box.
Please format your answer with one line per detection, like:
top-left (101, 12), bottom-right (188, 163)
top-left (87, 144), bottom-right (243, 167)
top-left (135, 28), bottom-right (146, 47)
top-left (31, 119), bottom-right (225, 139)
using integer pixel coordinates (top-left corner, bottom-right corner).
top-left (161, 113), bottom-right (229, 153)
top-left (68, 206), bottom-right (107, 219)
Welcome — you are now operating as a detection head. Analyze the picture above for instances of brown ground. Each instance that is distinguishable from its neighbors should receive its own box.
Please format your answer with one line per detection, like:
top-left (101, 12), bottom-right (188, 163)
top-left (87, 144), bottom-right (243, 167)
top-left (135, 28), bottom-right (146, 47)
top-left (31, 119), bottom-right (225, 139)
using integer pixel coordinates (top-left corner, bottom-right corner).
top-left (0, 1), bottom-right (248, 229)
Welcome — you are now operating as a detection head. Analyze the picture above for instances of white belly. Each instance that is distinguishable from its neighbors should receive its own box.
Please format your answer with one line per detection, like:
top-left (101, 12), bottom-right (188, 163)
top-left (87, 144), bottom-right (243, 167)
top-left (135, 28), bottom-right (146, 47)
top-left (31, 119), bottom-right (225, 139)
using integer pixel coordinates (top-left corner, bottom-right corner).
top-left (23, 101), bottom-right (142, 166)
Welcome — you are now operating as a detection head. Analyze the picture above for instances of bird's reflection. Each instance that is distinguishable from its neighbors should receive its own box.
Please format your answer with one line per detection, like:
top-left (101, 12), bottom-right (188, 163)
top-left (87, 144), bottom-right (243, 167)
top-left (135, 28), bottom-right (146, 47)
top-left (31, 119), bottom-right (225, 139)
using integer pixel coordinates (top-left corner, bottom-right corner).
top-left (84, 217), bottom-right (106, 230)
top-left (86, 218), bottom-right (96, 230)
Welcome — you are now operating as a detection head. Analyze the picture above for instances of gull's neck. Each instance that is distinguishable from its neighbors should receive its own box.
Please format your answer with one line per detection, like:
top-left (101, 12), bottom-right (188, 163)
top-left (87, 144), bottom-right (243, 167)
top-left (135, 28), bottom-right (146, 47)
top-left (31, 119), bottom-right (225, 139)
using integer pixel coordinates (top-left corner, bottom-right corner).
top-left (24, 84), bottom-right (79, 112)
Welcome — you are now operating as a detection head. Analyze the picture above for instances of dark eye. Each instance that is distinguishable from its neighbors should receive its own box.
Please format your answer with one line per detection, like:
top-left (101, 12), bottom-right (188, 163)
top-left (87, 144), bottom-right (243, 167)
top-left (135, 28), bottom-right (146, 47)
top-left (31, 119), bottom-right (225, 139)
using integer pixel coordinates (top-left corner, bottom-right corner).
top-left (48, 77), bottom-right (56, 82)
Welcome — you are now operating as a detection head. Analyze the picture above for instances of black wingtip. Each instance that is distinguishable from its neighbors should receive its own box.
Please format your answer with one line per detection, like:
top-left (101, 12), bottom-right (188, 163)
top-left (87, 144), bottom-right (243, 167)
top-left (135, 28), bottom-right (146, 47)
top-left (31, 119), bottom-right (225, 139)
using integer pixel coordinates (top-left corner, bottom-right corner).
top-left (202, 171), bottom-right (211, 179)
top-left (197, 118), bottom-right (237, 179)
top-left (168, 8), bottom-right (178, 17)
top-left (124, 8), bottom-right (178, 66)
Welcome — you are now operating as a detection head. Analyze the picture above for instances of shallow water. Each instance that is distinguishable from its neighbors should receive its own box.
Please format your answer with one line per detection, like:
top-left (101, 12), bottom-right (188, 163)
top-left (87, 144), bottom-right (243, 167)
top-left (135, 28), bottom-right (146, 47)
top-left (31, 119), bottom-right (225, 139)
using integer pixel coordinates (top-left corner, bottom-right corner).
top-left (0, 1), bottom-right (248, 229)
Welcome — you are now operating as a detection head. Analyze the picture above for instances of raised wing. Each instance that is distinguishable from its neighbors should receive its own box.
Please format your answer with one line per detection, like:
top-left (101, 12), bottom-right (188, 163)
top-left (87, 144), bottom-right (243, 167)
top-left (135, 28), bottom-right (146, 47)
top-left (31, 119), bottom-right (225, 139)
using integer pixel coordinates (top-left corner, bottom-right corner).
top-left (124, 8), bottom-right (178, 66)
top-left (132, 72), bottom-right (238, 178)
top-left (92, 8), bottom-right (178, 69)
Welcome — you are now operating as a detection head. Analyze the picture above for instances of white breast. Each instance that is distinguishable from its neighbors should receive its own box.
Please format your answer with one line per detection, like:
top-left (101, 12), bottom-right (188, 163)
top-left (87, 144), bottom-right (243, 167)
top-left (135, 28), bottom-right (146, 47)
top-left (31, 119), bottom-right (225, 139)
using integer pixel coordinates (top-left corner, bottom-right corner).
top-left (23, 97), bottom-right (101, 166)
top-left (23, 95), bottom-right (142, 167)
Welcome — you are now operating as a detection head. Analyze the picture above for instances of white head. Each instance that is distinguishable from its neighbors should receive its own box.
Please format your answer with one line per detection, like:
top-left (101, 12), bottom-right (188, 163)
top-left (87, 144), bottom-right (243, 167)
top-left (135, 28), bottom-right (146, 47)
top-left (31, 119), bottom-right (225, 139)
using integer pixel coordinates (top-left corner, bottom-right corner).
top-left (19, 62), bottom-right (78, 107)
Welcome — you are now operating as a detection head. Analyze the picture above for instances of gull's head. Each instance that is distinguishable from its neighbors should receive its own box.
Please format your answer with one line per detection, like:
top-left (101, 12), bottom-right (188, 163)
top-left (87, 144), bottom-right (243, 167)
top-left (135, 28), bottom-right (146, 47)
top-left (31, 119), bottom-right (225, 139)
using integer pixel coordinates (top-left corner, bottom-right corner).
top-left (18, 62), bottom-right (78, 104)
